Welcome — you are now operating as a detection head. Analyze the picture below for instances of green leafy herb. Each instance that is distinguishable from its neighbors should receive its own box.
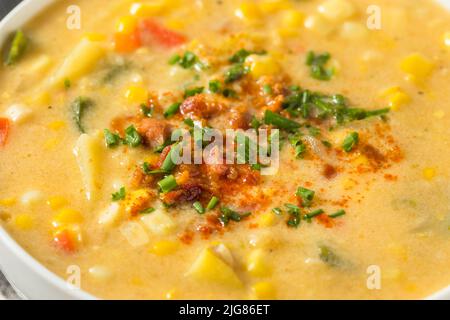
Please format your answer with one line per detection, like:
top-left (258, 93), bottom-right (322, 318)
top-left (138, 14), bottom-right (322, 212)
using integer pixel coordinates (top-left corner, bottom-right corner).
top-left (264, 110), bottom-right (301, 131)
top-left (222, 88), bottom-right (238, 98)
top-left (321, 140), bottom-right (332, 148)
top-left (296, 187), bottom-right (315, 207)
top-left (272, 207), bottom-right (282, 215)
top-left (193, 201), bottom-right (205, 214)
top-left (71, 97), bottom-right (94, 133)
top-left (250, 116), bottom-right (261, 129)
top-left (329, 209), bottom-right (346, 218)
top-left (158, 175), bottom-right (178, 193)
top-left (5, 30), bottom-right (28, 66)
top-left (170, 51), bottom-right (204, 70)
top-left (206, 196), bottom-right (219, 211)
top-left (342, 132), bottom-right (359, 152)
top-left (304, 209), bottom-right (324, 220)
top-left (112, 187), bottom-right (126, 201)
top-left (140, 207), bottom-right (155, 214)
top-left (219, 207), bottom-right (251, 226)
top-left (124, 125), bottom-right (142, 147)
top-left (184, 86), bottom-right (204, 98)
top-left (103, 129), bottom-right (121, 148)
top-left (208, 80), bottom-right (221, 93)
top-left (289, 133), bottom-right (306, 158)
top-left (141, 104), bottom-right (153, 117)
top-left (164, 102), bottom-right (181, 118)
top-left (102, 63), bottom-right (129, 83)
top-left (263, 84), bottom-right (273, 95)
top-left (285, 204), bottom-right (301, 228)
top-left (306, 51), bottom-right (334, 81)
top-left (160, 144), bottom-right (181, 172)
top-left (229, 49), bottom-right (266, 63)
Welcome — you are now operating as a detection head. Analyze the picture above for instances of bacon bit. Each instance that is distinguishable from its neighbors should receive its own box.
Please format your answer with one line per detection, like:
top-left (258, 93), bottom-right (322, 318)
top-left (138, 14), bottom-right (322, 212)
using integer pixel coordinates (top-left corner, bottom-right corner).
top-left (228, 109), bottom-right (250, 130)
top-left (130, 166), bottom-right (156, 188)
top-left (384, 174), bottom-right (398, 181)
top-left (161, 184), bottom-right (203, 205)
top-left (322, 164), bottom-right (337, 179)
top-left (316, 214), bottom-right (335, 228)
top-left (361, 144), bottom-right (385, 167)
top-left (137, 118), bottom-right (172, 149)
top-left (139, 20), bottom-right (187, 48)
top-left (180, 94), bottom-right (223, 119)
top-left (179, 231), bottom-right (194, 245)
top-left (0, 118), bottom-right (10, 147)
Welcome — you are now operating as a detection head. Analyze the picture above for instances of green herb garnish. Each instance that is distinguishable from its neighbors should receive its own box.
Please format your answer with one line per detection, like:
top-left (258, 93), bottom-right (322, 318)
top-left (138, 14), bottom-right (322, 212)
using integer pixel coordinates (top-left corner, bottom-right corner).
top-left (206, 196), bottom-right (219, 211)
top-left (164, 102), bottom-right (181, 118)
top-left (285, 204), bottom-right (301, 228)
top-left (123, 125), bottom-right (142, 147)
top-left (158, 175), bottom-right (178, 193)
top-left (71, 97), bottom-right (94, 133)
top-left (184, 86), bottom-right (204, 98)
top-left (342, 132), bottom-right (359, 152)
top-left (112, 187), bottom-right (126, 201)
top-left (264, 110), bottom-right (301, 131)
top-left (329, 209), bottom-right (346, 218)
top-left (5, 30), bottom-right (28, 66)
top-left (193, 201), bottom-right (205, 214)
top-left (296, 187), bottom-right (315, 207)
top-left (219, 207), bottom-right (251, 226)
top-left (306, 51), bottom-right (334, 81)
top-left (104, 129), bottom-right (121, 148)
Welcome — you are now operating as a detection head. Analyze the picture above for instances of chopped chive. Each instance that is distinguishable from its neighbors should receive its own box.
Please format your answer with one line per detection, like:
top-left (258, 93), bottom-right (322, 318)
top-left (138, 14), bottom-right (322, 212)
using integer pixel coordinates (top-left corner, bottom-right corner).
top-left (219, 206), bottom-right (251, 226)
top-left (193, 201), bottom-right (205, 214)
top-left (140, 207), bottom-right (155, 214)
top-left (158, 175), bottom-right (178, 193)
top-left (285, 203), bottom-right (301, 228)
top-left (264, 110), bottom-right (301, 131)
top-left (111, 187), bottom-right (126, 201)
top-left (222, 88), bottom-right (238, 98)
top-left (142, 162), bottom-right (167, 175)
top-left (206, 196), bottom-right (219, 211)
top-left (263, 84), bottom-right (273, 95)
top-left (184, 86), bottom-right (204, 98)
top-left (184, 118), bottom-right (195, 127)
top-left (272, 207), bottom-right (282, 215)
top-left (164, 102), bottom-right (181, 118)
top-left (123, 125), bottom-right (142, 147)
top-left (321, 140), bottom-right (332, 148)
top-left (296, 187), bottom-right (315, 207)
top-left (160, 144), bottom-right (180, 172)
top-left (342, 132), bottom-right (359, 152)
top-left (168, 54), bottom-right (181, 65)
top-left (5, 30), bottom-right (28, 66)
top-left (329, 209), bottom-right (346, 218)
top-left (208, 80), bottom-right (221, 93)
top-left (304, 209), bottom-right (324, 219)
top-left (141, 104), bottom-right (153, 117)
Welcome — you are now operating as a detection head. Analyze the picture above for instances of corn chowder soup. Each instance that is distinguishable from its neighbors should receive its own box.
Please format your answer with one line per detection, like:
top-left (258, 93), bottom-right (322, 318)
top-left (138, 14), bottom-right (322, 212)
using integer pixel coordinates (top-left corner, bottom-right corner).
top-left (0, 0), bottom-right (450, 300)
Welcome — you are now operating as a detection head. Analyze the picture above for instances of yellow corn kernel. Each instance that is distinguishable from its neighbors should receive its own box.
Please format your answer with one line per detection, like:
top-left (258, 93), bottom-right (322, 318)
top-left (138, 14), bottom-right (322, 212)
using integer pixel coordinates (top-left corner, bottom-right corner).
top-left (43, 138), bottom-right (60, 150)
top-left (258, 212), bottom-right (277, 228)
top-left (341, 177), bottom-right (357, 190)
top-left (83, 32), bottom-right (107, 42)
top-left (246, 249), bottom-right (271, 277)
top-left (318, 0), bottom-right (355, 22)
top-left (125, 85), bottom-right (149, 104)
top-left (149, 240), bottom-right (179, 256)
top-left (381, 87), bottom-right (411, 111)
top-left (116, 15), bottom-right (138, 34)
top-left (422, 167), bottom-right (436, 181)
top-left (187, 248), bottom-right (243, 288)
top-left (259, 0), bottom-right (292, 13)
top-left (400, 53), bottom-right (434, 80)
top-left (15, 214), bottom-right (33, 230)
top-left (443, 31), bottom-right (450, 48)
top-left (175, 170), bottom-right (190, 185)
top-left (304, 14), bottom-right (334, 36)
top-left (130, 2), bottom-right (165, 17)
top-left (433, 110), bottom-right (445, 119)
top-left (251, 281), bottom-right (276, 300)
top-left (247, 55), bottom-right (280, 78)
top-left (165, 288), bottom-right (177, 299)
top-left (0, 198), bottom-right (17, 206)
top-left (235, 3), bottom-right (262, 24)
top-left (47, 120), bottom-right (66, 131)
top-left (276, 27), bottom-right (299, 38)
top-left (352, 154), bottom-right (369, 166)
top-left (46, 196), bottom-right (68, 211)
top-left (52, 208), bottom-right (83, 228)
top-left (280, 10), bottom-right (305, 29)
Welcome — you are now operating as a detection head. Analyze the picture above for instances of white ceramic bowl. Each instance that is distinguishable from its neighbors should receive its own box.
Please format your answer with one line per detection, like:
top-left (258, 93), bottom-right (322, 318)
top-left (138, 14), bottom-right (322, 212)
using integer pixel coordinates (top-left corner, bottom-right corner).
top-left (0, 0), bottom-right (449, 300)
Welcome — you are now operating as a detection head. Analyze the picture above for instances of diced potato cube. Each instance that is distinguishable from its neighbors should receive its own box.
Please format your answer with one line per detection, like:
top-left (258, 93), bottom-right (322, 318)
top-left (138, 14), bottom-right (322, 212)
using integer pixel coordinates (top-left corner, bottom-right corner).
top-left (21, 190), bottom-right (42, 206)
top-left (250, 281), bottom-right (276, 299)
top-left (317, 0), bottom-right (355, 22)
top-left (73, 133), bottom-right (104, 201)
top-left (14, 214), bottom-right (33, 230)
top-left (149, 240), bottom-right (179, 256)
top-left (211, 243), bottom-right (235, 267)
top-left (140, 209), bottom-right (176, 235)
top-left (88, 265), bottom-right (112, 281)
top-left (4, 104), bottom-right (32, 124)
top-left (120, 221), bottom-right (149, 247)
top-left (51, 39), bottom-right (106, 88)
top-left (187, 248), bottom-right (243, 288)
top-left (98, 202), bottom-right (122, 226)
top-left (246, 249), bottom-right (272, 277)
top-left (304, 14), bottom-right (335, 36)
top-left (400, 53), bottom-right (434, 80)
top-left (339, 22), bottom-right (368, 40)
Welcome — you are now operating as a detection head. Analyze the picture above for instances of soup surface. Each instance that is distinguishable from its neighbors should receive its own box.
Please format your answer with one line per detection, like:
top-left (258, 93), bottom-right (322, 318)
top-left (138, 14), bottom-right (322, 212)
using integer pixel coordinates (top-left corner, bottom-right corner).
top-left (1, 0), bottom-right (450, 300)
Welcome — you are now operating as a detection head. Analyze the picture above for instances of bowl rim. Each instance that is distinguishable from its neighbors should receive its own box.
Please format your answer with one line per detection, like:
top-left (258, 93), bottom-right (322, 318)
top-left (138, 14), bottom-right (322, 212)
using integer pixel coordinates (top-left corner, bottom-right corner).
top-left (0, 0), bottom-right (450, 300)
